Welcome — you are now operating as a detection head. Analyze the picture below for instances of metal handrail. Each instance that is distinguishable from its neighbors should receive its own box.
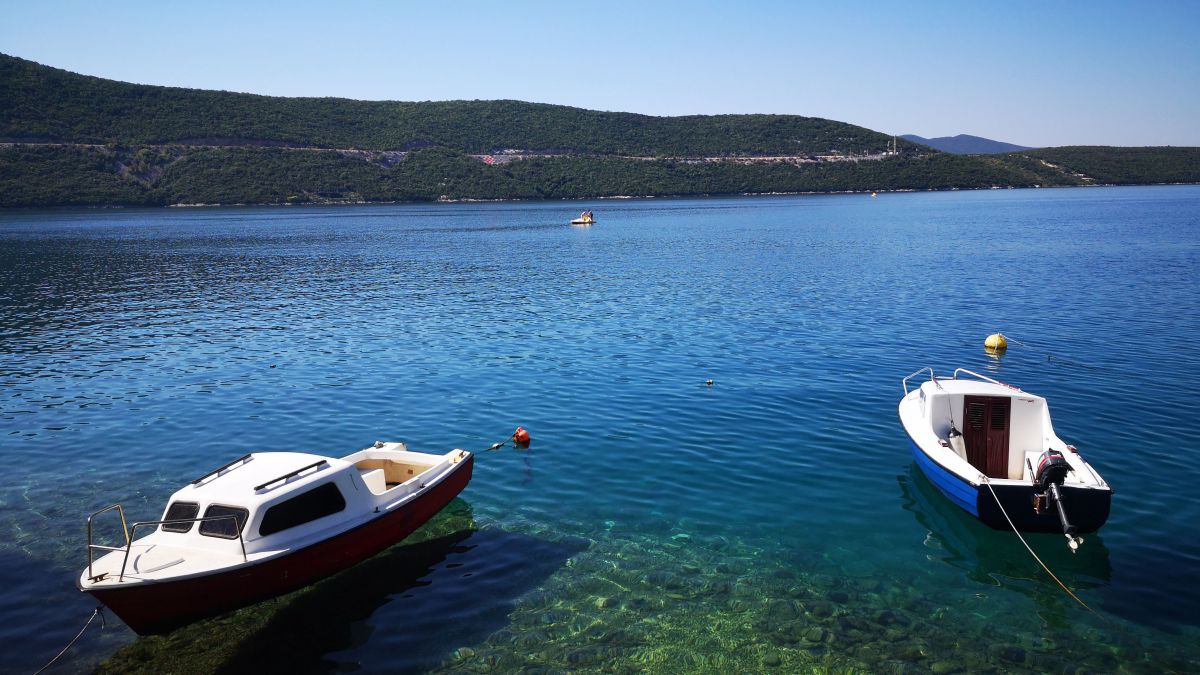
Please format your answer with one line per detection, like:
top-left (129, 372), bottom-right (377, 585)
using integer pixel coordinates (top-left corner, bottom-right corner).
top-left (902, 367), bottom-right (936, 394)
top-left (254, 459), bottom-right (327, 492)
top-left (953, 368), bottom-right (1019, 390)
top-left (87, 504), bottom-right (130, 581)
top-left (191, 453), bottom-right (253, 485)
top-left (118, 515), bottom-right (248, 582)
top-left (87, 507), bottom-right (249, 583)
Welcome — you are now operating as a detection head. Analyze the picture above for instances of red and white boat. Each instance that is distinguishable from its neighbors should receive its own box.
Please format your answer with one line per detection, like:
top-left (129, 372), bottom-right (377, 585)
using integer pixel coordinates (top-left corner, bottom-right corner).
top-left (79, 441), bottom-right (473, 634)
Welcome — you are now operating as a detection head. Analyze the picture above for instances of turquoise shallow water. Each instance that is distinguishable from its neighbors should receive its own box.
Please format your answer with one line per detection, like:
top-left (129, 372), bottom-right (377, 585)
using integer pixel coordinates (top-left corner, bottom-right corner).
top-left (1, 186), bottom-right (1198, 672)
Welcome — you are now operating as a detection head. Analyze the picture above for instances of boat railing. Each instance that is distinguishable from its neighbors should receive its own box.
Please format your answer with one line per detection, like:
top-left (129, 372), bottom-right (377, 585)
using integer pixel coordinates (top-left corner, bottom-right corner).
top-left (953, 368), bottom-right (1020, 390)
top-left (254, 459), bottom-right (328, 492)
top-left (191, 452), bottom-right (253, 485)
top-left (902, 367), bottom-right (937, 394)
top-left (87, 506), bottom-right (248, 582)
top-left (87, 504), bottom-right (130, 581)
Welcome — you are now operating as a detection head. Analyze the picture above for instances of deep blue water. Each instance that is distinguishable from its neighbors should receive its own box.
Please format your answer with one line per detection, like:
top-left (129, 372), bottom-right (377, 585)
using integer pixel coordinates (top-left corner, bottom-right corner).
top-left (1, 187), bottom-right (1198, 673)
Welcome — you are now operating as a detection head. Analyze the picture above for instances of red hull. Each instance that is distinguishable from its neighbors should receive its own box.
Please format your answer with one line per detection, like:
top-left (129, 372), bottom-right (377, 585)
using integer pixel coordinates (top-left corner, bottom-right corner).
top-left (84, 455), bottom-right (473, 634)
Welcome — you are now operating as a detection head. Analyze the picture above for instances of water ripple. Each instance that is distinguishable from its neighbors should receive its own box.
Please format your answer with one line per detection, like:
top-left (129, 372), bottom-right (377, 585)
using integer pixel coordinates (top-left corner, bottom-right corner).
top-left (1, 188), bottom-right (1198, 672)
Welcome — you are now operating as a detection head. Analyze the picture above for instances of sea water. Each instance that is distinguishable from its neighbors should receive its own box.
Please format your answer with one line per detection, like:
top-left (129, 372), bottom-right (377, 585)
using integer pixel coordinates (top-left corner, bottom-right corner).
top-left (1, 187), bottom-right (1197, 673)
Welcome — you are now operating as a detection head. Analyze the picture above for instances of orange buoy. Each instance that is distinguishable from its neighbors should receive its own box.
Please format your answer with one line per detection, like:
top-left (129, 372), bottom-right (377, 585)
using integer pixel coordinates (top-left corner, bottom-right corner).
top-left (512, 427), bottom-right (531, 445)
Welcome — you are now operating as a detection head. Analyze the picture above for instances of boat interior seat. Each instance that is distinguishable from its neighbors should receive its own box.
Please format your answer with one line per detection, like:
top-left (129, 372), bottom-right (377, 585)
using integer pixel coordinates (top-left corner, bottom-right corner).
top-left (360, 468), bottom-right (387, 494)
top-left (356, 458), bottom-right (434, 486)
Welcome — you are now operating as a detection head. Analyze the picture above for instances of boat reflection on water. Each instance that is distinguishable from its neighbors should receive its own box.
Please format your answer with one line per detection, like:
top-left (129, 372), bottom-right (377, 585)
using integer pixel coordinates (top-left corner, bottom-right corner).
top-left (898, 464), bottom-right (1111, 627)
top-left (102, 501), bottom-right (588, 672)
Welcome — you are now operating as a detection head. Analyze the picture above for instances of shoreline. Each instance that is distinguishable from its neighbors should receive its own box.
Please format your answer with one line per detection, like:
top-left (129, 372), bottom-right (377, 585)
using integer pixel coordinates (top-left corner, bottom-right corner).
top-left (4, 182), bottom-right (1198, 211)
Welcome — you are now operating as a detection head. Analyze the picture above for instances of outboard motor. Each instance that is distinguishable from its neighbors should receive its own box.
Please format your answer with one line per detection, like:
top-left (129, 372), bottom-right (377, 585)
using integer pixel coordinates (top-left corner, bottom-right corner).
top-left (1034, 450), bottom-right (1071, 492)
top-left (1032, 449), bottom-right (1083, 551)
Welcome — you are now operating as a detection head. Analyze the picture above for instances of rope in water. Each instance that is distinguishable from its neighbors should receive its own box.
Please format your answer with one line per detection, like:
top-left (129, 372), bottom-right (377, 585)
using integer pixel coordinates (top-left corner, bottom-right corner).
top-left (484, 427), bottom-right (531, 452)
top-left (980, 478), bottom-right (1101, 617)
top-left (34, 606), bottom-right (104, 675)
top-left (993, 332), bottom-right (1102, 370)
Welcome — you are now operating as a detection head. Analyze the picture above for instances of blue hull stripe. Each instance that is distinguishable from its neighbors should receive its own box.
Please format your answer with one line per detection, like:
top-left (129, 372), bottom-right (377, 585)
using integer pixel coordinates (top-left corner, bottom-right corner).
top-left (910, 440), bottom-right (979, 517)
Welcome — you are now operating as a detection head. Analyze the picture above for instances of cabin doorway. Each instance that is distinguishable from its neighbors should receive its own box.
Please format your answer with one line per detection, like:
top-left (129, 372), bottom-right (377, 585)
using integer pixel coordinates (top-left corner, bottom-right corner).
top-left (963, 396), bottom-right (1011, 478)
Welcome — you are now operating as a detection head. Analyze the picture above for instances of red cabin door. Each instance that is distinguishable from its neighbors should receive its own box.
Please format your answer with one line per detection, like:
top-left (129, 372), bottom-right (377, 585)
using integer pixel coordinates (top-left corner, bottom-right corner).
top-left (962, 396), bottom-right (1011, 478)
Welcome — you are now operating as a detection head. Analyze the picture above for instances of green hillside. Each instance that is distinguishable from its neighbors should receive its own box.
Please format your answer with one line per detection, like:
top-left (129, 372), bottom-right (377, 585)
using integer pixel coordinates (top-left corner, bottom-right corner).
top-left (1, 53), bottom-right (1197, 208)
top-left (1, 144), bottom-right (1083, 208)
top-left (0, 53), bottom-right (899, 156)
top-left (1014, 146), bottom-right (1200, 184)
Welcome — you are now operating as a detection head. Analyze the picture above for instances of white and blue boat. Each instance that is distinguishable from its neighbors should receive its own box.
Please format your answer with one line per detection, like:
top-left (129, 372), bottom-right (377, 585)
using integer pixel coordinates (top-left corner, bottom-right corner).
top-left (898, 368), bottom-right (1112, 548)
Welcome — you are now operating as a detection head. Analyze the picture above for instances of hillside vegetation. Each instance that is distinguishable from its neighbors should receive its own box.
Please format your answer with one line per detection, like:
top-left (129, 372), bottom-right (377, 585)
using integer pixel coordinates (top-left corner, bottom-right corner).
top-left (1, 145), bottom-right (1088, 208)
top-left (1, 54), bottom-right (1197, 208)
top-left (1018, 147), bottom-right (1200, 185)
top-left (0, 54), bottom-right (897, 156)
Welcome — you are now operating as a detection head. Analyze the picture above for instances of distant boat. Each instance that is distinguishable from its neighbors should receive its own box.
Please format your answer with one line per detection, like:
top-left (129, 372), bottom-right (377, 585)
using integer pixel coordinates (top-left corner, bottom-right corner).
top-left (898, 368), bottom-right (1111, 548)
top-left (79, 442), bottom-right (473, 634)
top-left (570, 217), bottom-right (595, 225)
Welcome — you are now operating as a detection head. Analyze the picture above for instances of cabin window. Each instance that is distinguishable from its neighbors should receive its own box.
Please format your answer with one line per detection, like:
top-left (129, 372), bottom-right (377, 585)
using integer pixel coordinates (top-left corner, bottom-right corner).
top-left (160, 501), bottom-right (199, 533)
top-left (258, 482), bottom-right (347, 537)
top-left (199, 504), bottom-right (250, 539)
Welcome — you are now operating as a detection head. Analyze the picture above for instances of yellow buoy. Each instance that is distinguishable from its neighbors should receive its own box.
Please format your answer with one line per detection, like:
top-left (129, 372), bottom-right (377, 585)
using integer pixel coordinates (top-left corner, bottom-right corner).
top-left (984, 333), bottom-right (1008, 352)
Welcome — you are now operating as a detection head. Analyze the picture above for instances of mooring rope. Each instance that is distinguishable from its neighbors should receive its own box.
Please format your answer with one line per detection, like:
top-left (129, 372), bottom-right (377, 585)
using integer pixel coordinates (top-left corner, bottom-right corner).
top-left (34, 606), bottom-right (104, 675)
top-left (484, 428), bottom-right (531, 452)
top-left (980, 478), bottom-right (1101, 617)
top-left (993, 332), bottom-right (1102, 370)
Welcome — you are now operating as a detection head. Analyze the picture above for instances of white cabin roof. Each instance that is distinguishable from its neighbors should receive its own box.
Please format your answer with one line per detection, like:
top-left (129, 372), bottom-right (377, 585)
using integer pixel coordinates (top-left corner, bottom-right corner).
top-left (177, 452), bottom-right (349, 507)
top-left (923, 378), bottom-right (1041, 400)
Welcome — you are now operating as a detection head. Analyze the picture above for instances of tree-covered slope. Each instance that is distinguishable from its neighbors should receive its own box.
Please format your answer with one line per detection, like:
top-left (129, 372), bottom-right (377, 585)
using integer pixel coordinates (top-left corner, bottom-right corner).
top-left (2, 53), bottom-right (1197, 208)
top-left (0, 144), bottom-right (1083, 208)
top-left (0, 53), bottom-right (899, 156)
top-left (1012, 146), bottom-right (1200, 184)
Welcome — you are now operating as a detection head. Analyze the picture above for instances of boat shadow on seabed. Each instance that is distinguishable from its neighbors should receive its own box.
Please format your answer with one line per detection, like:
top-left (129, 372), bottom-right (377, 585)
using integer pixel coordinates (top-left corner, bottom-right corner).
top-left (897, 464), bottom-right (1113, 630)
top-left (98, 500), bottom-right (588, 673)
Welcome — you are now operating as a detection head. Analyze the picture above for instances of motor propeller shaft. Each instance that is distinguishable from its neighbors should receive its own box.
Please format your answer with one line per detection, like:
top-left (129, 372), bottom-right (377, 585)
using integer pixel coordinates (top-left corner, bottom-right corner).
top-left (1047, 483), bottom-right (1084, 552)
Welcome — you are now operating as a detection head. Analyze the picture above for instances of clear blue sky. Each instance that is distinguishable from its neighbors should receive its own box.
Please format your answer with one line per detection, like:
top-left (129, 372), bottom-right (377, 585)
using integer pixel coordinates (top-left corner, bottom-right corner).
top-left (3, 0), bottom-right (1198, 147)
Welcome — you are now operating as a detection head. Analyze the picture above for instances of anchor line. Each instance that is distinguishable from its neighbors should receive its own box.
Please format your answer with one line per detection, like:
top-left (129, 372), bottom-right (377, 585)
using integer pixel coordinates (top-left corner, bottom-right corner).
top-left (980, 477), bottom-right (1101, 617)
top-left (483, 427), bottom-right (531, 453)
top-left (993, 332), bottom-right (1103, 371)
top-left (34, 606), bottom-right (104, 675)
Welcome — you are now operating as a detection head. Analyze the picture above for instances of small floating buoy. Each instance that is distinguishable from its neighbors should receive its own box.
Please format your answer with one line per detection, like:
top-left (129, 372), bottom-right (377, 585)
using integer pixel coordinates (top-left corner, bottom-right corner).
top-left (512, 427), bottom-right (531, 445)
top-left (984, 333), bottom-right (1008, 353)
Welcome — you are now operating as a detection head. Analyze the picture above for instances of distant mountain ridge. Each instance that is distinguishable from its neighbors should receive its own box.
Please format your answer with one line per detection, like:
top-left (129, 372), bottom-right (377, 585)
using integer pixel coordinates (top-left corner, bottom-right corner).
top-left (1, 53), bottom-right (1198, 207)
top-left (901, 134), bottom-right (1033, 155)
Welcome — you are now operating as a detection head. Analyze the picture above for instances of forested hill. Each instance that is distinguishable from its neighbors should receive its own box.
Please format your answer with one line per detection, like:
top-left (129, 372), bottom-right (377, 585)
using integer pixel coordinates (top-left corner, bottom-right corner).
top-left (2, 53), bottom-right (1198, 208)
top-left (0, 53), bottom-right (895, 156)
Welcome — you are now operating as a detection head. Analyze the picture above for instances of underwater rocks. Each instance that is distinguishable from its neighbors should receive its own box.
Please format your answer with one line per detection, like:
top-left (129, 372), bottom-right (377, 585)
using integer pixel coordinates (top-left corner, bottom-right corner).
top-left (426, 520), bottom-right (1195, 674)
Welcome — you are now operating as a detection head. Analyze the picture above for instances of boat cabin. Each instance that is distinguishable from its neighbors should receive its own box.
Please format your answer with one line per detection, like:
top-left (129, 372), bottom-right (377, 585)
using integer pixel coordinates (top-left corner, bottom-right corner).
top-left (155, 445), bottom-right (447, 557)
top-left (915, 379), bottom-right (1068, 481)
top-left (80, 440), bottom-right (474, 634)
top-left (84, 443), bottom-right (465, 586)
